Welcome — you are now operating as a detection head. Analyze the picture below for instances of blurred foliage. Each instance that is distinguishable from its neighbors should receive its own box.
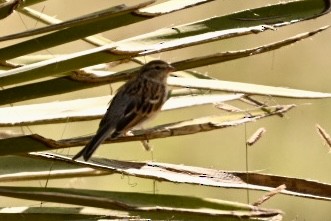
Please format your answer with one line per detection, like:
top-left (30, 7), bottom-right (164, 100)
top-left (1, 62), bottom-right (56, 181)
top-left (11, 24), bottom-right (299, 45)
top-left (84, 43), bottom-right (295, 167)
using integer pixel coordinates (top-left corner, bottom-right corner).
top-left (0, 0), bottom-right (331, 220)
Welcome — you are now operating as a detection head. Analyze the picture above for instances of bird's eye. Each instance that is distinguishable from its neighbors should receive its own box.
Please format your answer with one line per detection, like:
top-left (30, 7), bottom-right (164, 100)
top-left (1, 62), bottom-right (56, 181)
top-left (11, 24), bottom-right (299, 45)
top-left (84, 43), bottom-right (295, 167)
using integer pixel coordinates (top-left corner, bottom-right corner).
top-left (155, 65), bottom-right (161, 70)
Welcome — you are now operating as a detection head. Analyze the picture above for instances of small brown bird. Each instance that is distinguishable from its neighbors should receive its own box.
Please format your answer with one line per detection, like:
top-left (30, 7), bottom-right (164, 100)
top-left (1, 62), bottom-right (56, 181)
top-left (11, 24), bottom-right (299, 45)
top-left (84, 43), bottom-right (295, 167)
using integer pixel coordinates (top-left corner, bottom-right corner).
top-left (73, 60), bottom-right (175, 161)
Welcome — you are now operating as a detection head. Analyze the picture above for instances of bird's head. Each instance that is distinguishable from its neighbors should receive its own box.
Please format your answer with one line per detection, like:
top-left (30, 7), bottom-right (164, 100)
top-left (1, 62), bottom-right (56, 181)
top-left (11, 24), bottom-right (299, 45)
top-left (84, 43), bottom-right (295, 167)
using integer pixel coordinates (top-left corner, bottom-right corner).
top-left (139, 60), bottom-right (175, 81)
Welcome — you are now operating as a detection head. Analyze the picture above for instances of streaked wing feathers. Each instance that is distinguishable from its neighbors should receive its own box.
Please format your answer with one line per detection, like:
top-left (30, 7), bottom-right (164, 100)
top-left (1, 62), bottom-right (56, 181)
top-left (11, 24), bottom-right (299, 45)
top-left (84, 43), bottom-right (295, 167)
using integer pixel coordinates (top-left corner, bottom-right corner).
top-left (73, 60), bottom-right (172, 161)
top-left (102, 77), bottom-right (166, 138)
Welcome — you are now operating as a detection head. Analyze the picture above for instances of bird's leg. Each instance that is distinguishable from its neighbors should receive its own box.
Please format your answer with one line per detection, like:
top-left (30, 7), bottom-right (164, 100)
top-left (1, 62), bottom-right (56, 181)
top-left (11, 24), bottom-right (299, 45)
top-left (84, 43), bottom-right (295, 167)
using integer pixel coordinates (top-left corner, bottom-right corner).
top-left (141, 139), bottom-right (153, 151)
top-left (125, 131), bottom-right (134, 136)
top-left (127, 126), bottom-right (153, 151)
top-left (139, 125), bottom-right (153, 151)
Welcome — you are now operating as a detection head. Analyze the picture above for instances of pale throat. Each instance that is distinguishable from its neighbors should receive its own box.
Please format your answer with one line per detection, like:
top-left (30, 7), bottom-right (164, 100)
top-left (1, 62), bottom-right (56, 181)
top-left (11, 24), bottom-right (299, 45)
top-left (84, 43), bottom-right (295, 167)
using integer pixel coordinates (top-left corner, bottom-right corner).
top-left (141, 74), bottom-right (168, 84)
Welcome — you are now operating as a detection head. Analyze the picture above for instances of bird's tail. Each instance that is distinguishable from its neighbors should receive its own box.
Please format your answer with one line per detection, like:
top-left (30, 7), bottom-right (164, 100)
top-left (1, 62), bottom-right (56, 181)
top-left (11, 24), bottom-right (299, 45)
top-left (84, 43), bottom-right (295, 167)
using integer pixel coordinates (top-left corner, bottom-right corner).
top-left (72, 125), bottom-right (113, 161)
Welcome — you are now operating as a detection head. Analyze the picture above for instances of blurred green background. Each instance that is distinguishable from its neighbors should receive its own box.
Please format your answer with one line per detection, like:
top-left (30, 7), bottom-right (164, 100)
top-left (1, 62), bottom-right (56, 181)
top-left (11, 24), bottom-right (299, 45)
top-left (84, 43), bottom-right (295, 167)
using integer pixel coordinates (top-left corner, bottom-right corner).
top-left (1, 0), bottom-right (331, 220)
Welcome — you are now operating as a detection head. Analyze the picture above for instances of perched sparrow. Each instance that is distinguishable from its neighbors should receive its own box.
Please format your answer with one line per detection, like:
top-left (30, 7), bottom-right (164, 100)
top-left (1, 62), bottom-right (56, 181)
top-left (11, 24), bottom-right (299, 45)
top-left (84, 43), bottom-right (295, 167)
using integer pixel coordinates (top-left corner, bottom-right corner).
top-left (73, 60), bottom-right (175, 161)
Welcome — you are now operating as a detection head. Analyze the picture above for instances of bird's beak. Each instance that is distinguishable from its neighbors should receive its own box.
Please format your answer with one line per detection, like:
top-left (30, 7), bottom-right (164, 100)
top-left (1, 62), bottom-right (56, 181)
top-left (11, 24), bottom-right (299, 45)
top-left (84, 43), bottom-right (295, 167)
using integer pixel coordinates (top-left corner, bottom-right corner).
top-left (168, 64), bottom-right (176, 72)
